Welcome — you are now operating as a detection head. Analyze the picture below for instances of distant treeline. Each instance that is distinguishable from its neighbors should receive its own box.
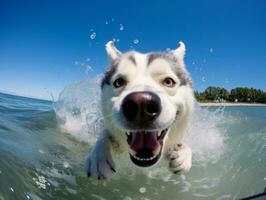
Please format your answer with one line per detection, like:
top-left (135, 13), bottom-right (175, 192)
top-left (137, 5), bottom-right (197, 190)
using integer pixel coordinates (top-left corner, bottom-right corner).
top-left (195, 87), bottom-right (266, 103)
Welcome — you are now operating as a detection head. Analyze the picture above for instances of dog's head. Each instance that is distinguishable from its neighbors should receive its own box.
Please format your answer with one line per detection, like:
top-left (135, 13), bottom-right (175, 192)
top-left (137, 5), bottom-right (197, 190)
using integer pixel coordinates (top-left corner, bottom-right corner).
top-left (101, 41), bottom-right (194, 167)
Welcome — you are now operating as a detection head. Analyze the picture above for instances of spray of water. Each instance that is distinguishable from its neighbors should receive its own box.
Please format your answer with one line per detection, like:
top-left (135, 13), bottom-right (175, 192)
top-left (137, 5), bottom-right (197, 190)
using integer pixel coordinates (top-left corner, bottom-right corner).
top-left (185, 105), bottom-right (225, 163)
top-left (54, 76), bottom-right (104, 144)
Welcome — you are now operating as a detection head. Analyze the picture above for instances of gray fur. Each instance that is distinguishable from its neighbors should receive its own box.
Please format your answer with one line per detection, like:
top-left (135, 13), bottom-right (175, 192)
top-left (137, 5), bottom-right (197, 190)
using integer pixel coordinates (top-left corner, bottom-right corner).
top-left (147, 53), bottom-right (162, 66)
top-left (128, 55), bottom-right (136, 65)
top-left (101, 52), bottom-right (193, 88)
top-left (101, 61), bottom-right (119, 88)
top-left (147, 53), bottom-right (193, 87)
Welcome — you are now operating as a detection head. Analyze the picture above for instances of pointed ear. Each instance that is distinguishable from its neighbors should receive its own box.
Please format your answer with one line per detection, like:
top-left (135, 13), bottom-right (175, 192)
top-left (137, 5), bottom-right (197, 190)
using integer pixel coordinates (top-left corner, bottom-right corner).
top-left (172, 41), bottom-right (186, 61)
top-left (105, 41), bottom-right (121, 60)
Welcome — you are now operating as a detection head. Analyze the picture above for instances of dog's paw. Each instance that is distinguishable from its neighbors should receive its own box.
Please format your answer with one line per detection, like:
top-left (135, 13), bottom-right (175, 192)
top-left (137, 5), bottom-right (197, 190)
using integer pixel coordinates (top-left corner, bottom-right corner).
top-left (166, 143), bottom-right (192, 174)
top-left (85, 139), bottom-right (116, 180)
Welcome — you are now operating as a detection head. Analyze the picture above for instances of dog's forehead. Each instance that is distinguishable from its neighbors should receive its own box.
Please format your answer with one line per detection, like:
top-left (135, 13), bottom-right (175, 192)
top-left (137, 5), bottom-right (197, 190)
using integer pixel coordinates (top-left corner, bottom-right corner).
top-left (101, 50), bottom-right (192, 88)
top-left (120, 51), bottom-right (148, 67)
top-left (120, 51), bottom-right (171, 69)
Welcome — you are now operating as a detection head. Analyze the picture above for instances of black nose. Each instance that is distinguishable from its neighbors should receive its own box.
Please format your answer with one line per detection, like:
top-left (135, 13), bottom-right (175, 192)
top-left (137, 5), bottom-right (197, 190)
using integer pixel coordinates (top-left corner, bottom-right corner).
top-left (122, 91), bottom-right (161, 123)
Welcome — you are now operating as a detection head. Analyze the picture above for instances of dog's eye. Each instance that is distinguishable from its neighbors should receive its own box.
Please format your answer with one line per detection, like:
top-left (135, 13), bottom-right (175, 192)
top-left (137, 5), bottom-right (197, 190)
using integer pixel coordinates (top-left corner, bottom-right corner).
top-left (113, 77), bottom-right (126, 88)
top-left (162, 77), bottom-right (176, 87)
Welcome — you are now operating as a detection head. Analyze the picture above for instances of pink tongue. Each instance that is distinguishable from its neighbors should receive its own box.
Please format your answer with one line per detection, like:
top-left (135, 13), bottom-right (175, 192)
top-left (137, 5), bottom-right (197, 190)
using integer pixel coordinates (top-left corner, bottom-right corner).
top-left (130, 131), bottom-right (159, 151)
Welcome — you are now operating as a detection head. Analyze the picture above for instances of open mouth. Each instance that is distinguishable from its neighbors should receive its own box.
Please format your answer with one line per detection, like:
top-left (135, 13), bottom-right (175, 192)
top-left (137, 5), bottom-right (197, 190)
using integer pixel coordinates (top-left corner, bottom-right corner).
top-left (126, 129), bottom-right (168, 167)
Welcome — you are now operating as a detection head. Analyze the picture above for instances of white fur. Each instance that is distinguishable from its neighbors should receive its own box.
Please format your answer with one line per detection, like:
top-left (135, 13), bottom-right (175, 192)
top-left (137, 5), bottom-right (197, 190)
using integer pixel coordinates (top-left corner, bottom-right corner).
top-left (105, 41), bottom-right (121, 60)
top-left (86, 41), bottom-right (195, 179)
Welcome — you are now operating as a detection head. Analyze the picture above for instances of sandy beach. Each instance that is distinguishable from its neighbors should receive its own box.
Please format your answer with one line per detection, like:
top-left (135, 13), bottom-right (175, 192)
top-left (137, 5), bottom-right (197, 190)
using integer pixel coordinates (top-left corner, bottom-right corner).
top-left (199, 102), bottom-right (266, 107)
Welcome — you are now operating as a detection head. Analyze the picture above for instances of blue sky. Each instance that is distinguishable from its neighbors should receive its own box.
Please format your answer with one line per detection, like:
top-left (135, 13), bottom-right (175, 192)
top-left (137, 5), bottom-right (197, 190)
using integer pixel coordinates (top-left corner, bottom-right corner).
top-left (1, 0), bottom-right (266, 100)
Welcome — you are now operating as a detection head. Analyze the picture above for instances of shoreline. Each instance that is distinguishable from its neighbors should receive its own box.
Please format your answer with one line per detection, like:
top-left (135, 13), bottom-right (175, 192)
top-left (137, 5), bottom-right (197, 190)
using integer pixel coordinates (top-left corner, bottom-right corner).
top-left (199, 102), bottom-right (266, 107)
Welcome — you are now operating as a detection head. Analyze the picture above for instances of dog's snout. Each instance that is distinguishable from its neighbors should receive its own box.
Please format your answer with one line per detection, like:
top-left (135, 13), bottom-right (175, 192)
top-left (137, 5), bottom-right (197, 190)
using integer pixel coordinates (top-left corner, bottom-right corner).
top-left (122, 91), bottom-right (161, 123)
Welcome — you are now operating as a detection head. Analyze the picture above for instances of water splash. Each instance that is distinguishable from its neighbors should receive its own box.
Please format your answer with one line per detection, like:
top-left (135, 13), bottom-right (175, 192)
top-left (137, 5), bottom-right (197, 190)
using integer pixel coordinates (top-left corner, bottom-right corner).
top-left (54, 76), bottom-right (103, 143)
top-left (54, 76), bottom-right (225, 161)
top-left (185, 104), bottom-right (225, 162)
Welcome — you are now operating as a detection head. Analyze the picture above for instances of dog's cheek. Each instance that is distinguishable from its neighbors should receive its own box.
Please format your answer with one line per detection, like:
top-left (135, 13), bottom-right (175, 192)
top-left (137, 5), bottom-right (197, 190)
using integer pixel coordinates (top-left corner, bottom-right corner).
top-left (158, 96), bottom-right (177, 126)
top-left (175, 86), bottom-right (195, 116)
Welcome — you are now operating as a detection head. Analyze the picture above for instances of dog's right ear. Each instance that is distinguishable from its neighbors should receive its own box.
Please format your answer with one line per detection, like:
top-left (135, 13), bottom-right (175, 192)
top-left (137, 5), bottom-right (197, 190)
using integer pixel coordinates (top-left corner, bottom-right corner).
top-left (105, 41), bottom-right (121, 60)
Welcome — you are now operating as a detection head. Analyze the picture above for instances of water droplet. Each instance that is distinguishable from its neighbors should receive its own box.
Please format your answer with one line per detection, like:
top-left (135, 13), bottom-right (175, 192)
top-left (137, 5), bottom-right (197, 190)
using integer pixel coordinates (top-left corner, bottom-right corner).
top-left (166, 48), bottom-right (171, 52)
top-left (90, 32), bottom-right (96, 40)
top-left (85, 65), bottom-right (93, 74)
top-left (202, 76), bottom-right (206, 82)
top-left (119, 24), bottom-right (124, 31)
top-left (63, 161), bottom-right (69, 168)
top-left (86, 58), bottom-right (91, 62)
top-left (74, 61), bottom-right (79, 65)
top-left (39, 149), bottom-right (44, 154)
top-left (210, 48), bottom-right (214, 53)
top-left (133, 39), bottom-right (139, 44)
top-left (111, 18), bottom-right (114, 22)
top-left (105, 21), bottom-right (109, 25)
top-left (139, 187), bottom-right (146, 193)
top-left (81, 63), bottom-right (85, 67)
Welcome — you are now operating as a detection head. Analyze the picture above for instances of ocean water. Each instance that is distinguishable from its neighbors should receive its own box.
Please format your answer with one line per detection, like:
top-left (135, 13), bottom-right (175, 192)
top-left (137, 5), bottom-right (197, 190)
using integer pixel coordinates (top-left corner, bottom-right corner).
top-left (0, 83), bottom-right (266, 200)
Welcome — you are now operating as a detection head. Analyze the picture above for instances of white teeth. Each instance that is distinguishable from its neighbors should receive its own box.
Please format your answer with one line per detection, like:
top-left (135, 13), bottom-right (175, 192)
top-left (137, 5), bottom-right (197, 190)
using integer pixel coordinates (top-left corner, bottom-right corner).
top-left (132, 154), bottom-right (157, 161)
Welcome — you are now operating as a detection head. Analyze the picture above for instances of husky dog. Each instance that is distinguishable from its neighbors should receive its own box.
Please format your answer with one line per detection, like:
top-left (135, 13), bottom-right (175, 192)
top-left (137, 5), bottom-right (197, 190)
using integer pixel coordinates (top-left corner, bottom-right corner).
top-left (86, 41), bottom-right (195, 179)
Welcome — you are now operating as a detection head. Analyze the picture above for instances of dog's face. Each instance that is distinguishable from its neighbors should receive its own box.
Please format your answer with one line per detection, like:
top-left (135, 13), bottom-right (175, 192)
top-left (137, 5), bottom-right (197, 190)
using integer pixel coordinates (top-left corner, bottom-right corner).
top-left (101, 41), bottom-right (194, 167)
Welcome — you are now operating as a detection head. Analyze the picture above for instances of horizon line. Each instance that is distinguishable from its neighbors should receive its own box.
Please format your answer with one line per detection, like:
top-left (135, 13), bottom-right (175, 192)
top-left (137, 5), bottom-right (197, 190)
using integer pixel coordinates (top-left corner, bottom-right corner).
top-left (0, 90), bottom-right (53, 102)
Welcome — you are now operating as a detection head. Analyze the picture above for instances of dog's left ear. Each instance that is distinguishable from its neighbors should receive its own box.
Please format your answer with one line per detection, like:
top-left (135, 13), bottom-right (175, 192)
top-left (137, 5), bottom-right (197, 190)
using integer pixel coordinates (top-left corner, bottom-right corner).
top-left (105, 41), bottom-right (121, 60)
top-left (172, 41), bottom-right (186, 61)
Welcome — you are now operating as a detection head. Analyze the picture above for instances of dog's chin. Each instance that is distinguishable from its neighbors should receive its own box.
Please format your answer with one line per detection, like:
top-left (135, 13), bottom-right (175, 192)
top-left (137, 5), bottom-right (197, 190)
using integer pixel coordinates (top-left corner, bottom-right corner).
top-left (125, 129), bottom-right (168, 167)
top-left (129, 146), bottom-right (162, 167)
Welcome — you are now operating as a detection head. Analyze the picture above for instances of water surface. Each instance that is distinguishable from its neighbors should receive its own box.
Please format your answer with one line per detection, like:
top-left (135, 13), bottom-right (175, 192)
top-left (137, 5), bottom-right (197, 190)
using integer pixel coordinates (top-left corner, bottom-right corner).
top-left (0, 91), bottom-right (265, 200)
